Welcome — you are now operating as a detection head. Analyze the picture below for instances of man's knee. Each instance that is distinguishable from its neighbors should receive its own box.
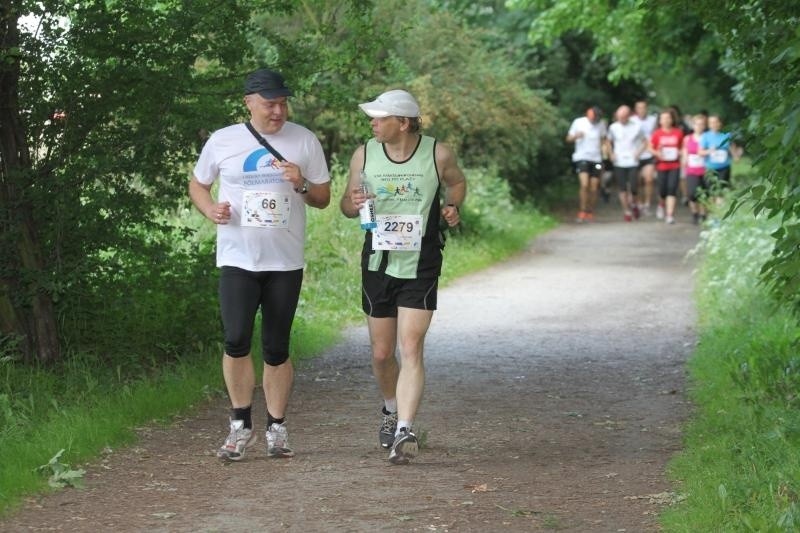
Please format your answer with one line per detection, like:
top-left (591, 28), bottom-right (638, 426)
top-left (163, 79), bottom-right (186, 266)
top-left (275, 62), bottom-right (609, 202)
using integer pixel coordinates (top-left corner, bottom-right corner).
top-left (372, 351), bottom-right (396, 367)
top-left (263, 349), bottom-right (290, 366)
top-left (398, 334), bottom-right (426, 360)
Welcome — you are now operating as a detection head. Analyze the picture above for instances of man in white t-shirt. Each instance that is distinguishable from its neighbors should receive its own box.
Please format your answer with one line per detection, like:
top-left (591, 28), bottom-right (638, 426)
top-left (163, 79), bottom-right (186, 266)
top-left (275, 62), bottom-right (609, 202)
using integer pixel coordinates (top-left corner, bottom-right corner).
top-left (566, 106), bottom-right (607, 222)
top-left (189, 68), bottom-right (331, 461)
top-left (606, 105), bottom-right (646, 221)
top-left (630, 99), bottom-right (658, 216)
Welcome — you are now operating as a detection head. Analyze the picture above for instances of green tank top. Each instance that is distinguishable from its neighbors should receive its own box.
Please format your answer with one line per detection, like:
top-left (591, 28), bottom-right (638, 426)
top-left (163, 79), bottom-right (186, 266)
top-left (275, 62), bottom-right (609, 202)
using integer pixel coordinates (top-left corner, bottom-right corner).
top-left (361, 135), bottom-right (443, 279)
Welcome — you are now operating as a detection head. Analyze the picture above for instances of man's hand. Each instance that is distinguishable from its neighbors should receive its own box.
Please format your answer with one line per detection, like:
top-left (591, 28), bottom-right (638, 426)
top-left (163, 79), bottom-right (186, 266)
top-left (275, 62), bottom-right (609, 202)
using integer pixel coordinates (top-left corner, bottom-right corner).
top-left (441, 204), bottom-right (460, 227)
top-left (207, 201), bottom-right (231, 225)
top-left (279, 161), bottom-right (304, 190)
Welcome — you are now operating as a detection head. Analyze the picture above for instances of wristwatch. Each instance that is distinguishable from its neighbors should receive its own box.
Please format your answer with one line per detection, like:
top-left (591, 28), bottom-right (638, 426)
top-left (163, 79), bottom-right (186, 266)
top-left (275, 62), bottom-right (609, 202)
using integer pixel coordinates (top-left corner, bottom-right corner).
top-left (295, 179), bottom-right (308, 194)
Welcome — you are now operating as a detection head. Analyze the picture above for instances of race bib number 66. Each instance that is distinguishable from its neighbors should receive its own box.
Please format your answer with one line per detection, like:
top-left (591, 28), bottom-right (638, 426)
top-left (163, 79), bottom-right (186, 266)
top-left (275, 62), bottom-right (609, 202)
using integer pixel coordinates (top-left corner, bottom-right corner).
top-left (372, 214), bottom-right (423, 251)
top-left (242, 191), bottom-right (291, 228)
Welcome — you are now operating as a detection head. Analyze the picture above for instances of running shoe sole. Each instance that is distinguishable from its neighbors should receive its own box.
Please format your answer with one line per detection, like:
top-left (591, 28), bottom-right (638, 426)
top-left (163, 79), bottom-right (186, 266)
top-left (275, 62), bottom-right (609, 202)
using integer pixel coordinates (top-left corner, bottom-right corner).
top-left (217, 433), bottom-right (257, 462)
top-left (267, 446), bottom-right (295, 458)
top-left (266, 423), bottom-right (295, 458)
top-left (388, 433), bottom-right (418, 465)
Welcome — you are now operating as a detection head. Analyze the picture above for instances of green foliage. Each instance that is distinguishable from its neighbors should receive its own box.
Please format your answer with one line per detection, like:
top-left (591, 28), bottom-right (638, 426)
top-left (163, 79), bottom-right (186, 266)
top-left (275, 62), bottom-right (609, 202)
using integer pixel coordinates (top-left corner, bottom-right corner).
top-left (0, 349), bottom-right (222, 514)
top-left (719, 11), bottom-right (800, 316)
top-left (662, 207), bottom-right (800, 531)
top-left (2, 0), bottom-right (263, 362)
top-left (376, 2), bottom-right (565, 197)
top-left (36, 449), bottom-right (85, 489)
top-left (247, 1), bottom-right (396, 158)
top-left (447, 1), bottom-right (647, 113)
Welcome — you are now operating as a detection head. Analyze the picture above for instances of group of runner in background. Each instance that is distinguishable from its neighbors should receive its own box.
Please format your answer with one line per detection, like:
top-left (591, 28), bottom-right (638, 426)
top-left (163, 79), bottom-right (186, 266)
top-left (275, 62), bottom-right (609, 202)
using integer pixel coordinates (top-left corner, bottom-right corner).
top-left (566, 99), bottom-right (739, 225)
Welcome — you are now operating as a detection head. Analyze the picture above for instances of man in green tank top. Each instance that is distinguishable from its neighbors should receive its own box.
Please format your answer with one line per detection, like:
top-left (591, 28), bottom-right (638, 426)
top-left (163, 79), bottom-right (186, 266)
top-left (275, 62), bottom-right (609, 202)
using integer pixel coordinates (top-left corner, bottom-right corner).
top-left (340, 89), bottom-right (466, 465)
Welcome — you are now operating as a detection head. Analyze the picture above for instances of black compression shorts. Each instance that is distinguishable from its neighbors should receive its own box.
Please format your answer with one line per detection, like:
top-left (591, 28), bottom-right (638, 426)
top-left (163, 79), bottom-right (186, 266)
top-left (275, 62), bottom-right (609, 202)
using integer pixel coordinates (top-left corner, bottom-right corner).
top-left (219, 266), bottom-right (303, 365)
top-left (658, 168), bottom-right (681, 198)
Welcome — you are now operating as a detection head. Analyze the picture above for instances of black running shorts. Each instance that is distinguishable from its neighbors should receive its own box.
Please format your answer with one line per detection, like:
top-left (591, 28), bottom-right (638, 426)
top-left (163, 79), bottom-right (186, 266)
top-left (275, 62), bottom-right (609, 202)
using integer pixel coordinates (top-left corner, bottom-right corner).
top-left (574, 160), bottom-right (603, 178)
top-left (613, 166), bottom-right (639, 194)
top-left (362, 270), bottom-right (438, 318)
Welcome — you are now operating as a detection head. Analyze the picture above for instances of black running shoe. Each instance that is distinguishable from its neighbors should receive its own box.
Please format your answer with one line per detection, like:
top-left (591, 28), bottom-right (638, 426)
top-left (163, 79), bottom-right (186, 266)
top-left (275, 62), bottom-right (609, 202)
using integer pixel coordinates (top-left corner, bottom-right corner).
top-left (378, 408), bottom-right (398, 449)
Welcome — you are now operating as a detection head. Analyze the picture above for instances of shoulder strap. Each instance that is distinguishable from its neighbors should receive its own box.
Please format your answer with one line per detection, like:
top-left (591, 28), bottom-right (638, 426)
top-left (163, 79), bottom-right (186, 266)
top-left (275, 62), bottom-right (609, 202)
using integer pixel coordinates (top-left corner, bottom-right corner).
top-left (244, 122), bottom-right (286, 162)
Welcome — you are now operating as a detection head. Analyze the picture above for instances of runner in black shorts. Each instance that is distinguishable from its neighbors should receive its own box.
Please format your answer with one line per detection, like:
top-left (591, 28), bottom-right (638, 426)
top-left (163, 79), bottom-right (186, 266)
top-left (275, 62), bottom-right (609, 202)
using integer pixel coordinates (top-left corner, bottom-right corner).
top-left (341, 89), bottom-right (466, 465)
top-left (606, 105), bottom-right (646, 221)
top-left (567, 107), bottom-right (607, 222)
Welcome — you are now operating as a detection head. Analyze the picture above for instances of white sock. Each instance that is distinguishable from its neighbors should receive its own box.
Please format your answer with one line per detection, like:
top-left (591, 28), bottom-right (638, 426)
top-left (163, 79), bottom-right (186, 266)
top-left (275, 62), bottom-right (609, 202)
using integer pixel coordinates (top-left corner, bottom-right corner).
top-left (396, 420), bottom-right (412, 436)
top-left (384, 398), bottom-right (397, 414)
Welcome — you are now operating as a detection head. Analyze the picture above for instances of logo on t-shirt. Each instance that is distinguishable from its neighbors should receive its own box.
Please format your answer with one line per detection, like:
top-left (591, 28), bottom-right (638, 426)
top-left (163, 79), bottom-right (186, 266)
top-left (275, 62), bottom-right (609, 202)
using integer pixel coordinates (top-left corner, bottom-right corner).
top-left (242, 148), bottom-right (282, 172)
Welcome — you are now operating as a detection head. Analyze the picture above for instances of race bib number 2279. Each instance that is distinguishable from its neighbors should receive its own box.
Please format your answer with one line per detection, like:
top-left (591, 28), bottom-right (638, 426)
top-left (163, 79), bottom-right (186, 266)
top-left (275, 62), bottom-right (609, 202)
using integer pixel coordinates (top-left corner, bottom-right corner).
top-left (372, 214), bottom-right (423, 251)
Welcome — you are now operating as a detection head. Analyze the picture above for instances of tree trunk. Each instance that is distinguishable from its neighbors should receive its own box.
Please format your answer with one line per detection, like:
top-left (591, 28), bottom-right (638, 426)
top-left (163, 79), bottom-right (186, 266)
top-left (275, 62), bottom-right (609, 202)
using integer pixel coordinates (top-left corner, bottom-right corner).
top-left (0, 2), bottom-right (62, 364)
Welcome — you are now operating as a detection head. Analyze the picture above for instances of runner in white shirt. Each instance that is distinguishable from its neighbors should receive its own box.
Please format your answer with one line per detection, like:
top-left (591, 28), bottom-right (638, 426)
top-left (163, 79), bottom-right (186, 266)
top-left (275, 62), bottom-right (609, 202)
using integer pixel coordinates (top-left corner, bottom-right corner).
top-left (566, 106), bottom-right (607, 223)
top-left (606, 105), bottom-right (646, 221)
top-left (630, 100), bottom-right (658, 216)
top-left (189, 68), bottom-right (331, 462)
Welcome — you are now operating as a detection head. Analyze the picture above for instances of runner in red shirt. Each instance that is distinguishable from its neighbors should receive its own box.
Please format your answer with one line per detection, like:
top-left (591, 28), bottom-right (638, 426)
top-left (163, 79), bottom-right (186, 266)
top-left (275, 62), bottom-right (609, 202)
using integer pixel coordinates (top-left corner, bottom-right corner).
top-left (649, 110), bottom-right (684, 224)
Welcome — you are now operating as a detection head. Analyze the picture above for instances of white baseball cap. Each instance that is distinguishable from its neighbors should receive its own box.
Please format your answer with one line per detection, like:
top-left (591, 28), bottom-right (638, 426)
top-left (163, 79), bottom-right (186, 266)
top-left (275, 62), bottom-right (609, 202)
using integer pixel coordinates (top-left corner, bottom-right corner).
top-left (358, 89), bottom-right (420, 118)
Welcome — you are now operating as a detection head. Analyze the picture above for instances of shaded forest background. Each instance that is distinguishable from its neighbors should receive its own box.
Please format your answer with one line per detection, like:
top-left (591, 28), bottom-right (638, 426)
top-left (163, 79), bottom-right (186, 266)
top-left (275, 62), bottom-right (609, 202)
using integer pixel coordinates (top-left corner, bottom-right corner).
top-left (1, 0), bottom-right (791, 369)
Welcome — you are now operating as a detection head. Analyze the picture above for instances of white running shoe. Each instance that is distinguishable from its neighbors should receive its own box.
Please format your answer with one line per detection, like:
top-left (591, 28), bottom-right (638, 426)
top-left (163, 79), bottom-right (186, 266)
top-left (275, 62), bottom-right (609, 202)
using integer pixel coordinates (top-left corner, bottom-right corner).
top-left (656, 203), bottom-right (665, 219)
top-left (217, 419), bottom-right (257, 461)
top-left (388, 428), bottom-right (419, 465)
top-left (266, 422), bottom-right (295, 458)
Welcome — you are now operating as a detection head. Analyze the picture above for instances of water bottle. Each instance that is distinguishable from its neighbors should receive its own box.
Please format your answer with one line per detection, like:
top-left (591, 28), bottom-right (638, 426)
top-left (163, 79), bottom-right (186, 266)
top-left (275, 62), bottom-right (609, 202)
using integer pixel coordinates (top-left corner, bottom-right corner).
top-left (358, 171), bottom-right (377, 230)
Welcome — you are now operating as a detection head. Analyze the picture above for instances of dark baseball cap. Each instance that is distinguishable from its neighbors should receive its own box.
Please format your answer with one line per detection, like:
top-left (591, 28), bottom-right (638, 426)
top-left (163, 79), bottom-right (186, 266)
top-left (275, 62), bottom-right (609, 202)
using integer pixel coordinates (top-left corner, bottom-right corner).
top-left (244, 68), bottom-right (293, 99)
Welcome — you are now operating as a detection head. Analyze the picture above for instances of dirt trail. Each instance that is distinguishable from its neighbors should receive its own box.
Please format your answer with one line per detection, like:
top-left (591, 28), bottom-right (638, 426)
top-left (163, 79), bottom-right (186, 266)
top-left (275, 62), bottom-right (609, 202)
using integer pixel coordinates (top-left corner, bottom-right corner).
top-left (3, 206), bottom-right (700, 532)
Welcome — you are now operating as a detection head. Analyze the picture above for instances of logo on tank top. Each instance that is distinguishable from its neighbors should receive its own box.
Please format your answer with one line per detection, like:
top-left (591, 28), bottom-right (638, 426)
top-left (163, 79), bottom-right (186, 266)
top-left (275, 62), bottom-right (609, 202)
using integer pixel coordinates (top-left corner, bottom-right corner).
top-left (374, 173), bottom-right (425, 202)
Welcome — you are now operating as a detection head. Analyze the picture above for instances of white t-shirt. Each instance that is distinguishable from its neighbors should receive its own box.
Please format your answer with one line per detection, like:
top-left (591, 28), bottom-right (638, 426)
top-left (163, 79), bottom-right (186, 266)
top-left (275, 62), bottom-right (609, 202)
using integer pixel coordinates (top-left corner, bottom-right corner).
top-left (630, 114), bottom-right (657, 159)
top-left (193, 122), bottom-right (330, 271)
top-left (607, 121), bottom-right (645, 168)
top-left (567, 117), bottom-right (606, 162)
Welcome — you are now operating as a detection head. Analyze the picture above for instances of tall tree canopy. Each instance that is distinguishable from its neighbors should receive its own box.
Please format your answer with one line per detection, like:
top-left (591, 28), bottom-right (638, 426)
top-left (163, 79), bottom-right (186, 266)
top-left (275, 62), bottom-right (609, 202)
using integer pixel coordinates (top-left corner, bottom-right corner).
top-left (0, 0), bottom-right (391, 363)
top-left (2, 0), bottom-right (249, 363)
